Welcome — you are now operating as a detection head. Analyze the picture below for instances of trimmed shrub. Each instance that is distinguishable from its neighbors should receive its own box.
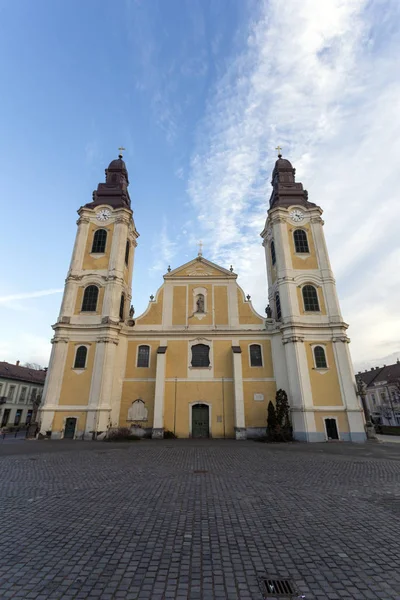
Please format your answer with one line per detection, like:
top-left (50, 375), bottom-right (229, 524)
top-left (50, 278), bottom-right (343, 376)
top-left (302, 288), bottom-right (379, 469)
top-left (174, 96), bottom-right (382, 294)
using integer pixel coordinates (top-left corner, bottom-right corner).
top-left (105, 427), bottom-right (140, 442)
top-left (163, 430), bottom-right (178, 439)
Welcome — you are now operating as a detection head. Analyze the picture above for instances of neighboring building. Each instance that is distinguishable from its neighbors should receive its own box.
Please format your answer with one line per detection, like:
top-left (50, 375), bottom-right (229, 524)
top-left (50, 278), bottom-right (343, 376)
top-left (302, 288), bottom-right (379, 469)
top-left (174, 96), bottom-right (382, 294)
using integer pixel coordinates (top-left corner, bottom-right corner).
top-left (0, 361), bottom-right (47, 427)
top-left (39, 152), bottom-right (366, 442)
top-left (356, 361), bottom-right (400, 425)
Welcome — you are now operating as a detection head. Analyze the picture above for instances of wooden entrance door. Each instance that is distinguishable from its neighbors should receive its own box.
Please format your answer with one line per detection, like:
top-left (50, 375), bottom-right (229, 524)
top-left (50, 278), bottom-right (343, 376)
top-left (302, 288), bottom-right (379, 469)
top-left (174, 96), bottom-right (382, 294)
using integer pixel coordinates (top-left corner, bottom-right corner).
top-left (64, 418), bottom-right (77, 439)
top-left (192, 404), bottom-right (209, 438)
top-left (325, 418), bottom-right (339, 440)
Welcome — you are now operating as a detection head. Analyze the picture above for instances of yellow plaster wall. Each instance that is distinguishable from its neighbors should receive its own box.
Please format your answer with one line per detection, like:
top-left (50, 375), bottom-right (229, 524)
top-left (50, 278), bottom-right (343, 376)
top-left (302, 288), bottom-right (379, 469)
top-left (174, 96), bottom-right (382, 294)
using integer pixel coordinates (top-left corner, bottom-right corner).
top-left (240, 340), bottom-right (274, 378)
top-left (52, 411), bottom-right (87, 434)
top-left (82, 223), bottom-right (114, 270)
top-left (214, 285), bottom-right (228, 325)
top-left (296, 285), bottom-right (326, 315)
top-left (243, 381), bottom-right (277, 427)
top-left (119, 381), bottom-right (155, 428)
top-left (58, 342), bottom-right (96, 406)
top-left (74, 285), bottom-right (104, 315)
top-left (125, 341), bottom-right (158, 379)
top-left (163, 380), bottom-right (235, 438)
top-left (135, 289), bottom-right (163, 326)
top-left (314, 411), bottom-right (349, 434)
top-left (237, 290), bottom-right (264, 325)
top-left (189, 284), bottom-right (213, 326)
top-left (213, 340), bottom-right (233, 379)
top-left (172, 286), bottom-right (187, 326)
top-left (287, 223), bottom-right (318, 270)
top-left (305, 342), bottom-right (343, 406)
top-left (166, 341), bottom-right (188, 378)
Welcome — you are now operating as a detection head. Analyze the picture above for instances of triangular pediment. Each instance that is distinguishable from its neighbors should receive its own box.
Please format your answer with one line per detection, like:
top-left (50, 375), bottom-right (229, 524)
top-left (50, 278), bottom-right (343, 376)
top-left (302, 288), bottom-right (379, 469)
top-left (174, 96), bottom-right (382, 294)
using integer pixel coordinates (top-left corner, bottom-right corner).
top-left (164, 256), bottom-right (237, 279)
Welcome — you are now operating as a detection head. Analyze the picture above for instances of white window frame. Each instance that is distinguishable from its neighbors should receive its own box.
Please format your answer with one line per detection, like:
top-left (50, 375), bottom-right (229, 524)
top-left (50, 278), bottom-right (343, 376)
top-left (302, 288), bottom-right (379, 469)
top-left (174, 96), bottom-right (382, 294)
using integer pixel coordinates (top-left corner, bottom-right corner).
top-left (311, 344), bottom-right (329, 370)
top-left (301, 284), bottom-right (321, 313)
top-left (248, 343), bottom-right (264, 368)
top-left (19, 386), bottom-right (27, 403)
top-left (7, 385), bottom-right (16, 401)
top-left (73, 344), bottom-right (90, 371)
top-left (136, 344), bottom-right (151, 368)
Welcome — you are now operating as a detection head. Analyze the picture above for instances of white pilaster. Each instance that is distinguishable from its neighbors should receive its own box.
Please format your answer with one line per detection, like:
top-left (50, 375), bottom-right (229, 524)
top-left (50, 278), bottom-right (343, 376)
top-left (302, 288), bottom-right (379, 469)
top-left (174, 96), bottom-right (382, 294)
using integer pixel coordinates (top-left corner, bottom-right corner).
top-left (232, 347), bottom-right (246, 439)
top-left (39, 337), bottom-right (69, 434)
top-left (152, 345), bottom-right (167, 438)
top-left (85, 337), bottom-right (119, 437)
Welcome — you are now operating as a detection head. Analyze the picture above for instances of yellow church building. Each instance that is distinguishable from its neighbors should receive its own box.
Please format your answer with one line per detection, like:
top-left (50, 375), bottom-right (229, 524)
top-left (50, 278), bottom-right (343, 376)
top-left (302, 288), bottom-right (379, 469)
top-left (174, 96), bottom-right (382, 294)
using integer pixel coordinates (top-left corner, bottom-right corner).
top-left (39, 152), bottom-right (366, 442)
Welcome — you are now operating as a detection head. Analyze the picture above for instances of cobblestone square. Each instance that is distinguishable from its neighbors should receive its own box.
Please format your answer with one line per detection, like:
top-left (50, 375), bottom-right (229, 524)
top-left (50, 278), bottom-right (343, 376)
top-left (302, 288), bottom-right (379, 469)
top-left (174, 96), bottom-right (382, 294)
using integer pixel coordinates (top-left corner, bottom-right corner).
top-left (1, 439), bottom-right (400, 599)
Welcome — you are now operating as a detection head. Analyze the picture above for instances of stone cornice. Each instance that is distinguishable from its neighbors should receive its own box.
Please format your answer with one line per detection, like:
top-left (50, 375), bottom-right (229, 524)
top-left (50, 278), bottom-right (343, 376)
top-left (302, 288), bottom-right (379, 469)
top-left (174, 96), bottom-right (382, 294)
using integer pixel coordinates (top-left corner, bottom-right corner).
top-left (282, 335), bottom-right (304, 344)
top-left (97, 336), bottom-right (119, 345)
top-left (51, 336), bottom-right (69, 344)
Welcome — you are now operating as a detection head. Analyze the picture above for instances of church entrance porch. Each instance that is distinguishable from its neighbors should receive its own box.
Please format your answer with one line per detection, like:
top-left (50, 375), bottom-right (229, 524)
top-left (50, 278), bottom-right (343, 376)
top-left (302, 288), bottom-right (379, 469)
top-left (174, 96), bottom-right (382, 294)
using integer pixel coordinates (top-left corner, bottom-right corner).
top-left (191, 404), bottom-right (210, 438)
top-left (64, 417), bottom-right (77, 439)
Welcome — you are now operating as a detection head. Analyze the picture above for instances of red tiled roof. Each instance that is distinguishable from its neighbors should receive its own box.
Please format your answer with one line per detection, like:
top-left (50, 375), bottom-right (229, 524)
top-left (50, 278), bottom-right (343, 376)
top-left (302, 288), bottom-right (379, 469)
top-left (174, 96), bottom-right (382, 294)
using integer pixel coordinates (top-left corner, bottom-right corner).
top-left (0, 362), bottom-right (46, 385)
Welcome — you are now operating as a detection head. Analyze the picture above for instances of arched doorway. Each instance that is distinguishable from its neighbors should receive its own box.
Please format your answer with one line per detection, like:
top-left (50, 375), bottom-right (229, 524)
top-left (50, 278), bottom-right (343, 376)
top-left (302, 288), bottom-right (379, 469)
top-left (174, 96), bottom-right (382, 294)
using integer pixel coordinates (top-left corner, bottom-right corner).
top-left (192, 404), bottom-right (210, 438)
top-left (64, 417), bottom-right (77, 439)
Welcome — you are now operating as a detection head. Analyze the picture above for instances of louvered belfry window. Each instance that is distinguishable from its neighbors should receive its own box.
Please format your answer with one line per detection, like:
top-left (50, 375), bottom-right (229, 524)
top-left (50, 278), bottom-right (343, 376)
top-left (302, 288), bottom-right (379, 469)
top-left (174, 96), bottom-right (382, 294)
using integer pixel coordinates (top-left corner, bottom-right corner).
top-left (91, 229), bottom-right (107, 253)
top-left (314, 346), bottom-right (327, 369)
top-left (125, 240), bottom-right (130, 266)
top-left (293, 229), bottom-right (309, 253)
top-left (270, 241), bottom-right (276, 265)
top-left (74, 346), bottom-right (87, 369)
top-left (191, 344), bottom-right (210, 367)
top-left (275, 293), bottom-right (282, 320)
top-left (302, 285), bottom-right (320, 312)
top-left (81, 285), bottom-right (99, 312)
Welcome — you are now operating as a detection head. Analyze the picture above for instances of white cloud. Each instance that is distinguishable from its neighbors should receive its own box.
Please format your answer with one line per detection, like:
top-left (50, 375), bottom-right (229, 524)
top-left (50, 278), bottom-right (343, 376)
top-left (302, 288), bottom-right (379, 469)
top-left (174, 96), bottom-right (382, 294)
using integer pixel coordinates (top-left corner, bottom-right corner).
top-left (0, 289), bottom-right (63, 306)
top-left (187, 0), bottom-right (400, 364)
top-left (0, 332), bottom-right (51, 368)
top-left (150, 217), bottom-right (177, 274)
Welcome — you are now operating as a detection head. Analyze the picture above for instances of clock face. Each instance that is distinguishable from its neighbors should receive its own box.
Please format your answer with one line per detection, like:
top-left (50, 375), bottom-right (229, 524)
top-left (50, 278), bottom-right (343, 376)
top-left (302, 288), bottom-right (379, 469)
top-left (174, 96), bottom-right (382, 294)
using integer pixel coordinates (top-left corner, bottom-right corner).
top-left (289, 209), bottom-right (304, 223)
top-left (96, 209), bottom-right (111, 222)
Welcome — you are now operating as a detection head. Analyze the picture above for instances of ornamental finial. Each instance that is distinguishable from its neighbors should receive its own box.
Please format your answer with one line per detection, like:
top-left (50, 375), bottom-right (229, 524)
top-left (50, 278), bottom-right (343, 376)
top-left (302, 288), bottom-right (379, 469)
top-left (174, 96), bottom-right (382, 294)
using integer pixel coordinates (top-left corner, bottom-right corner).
top-left (118, 146), bottom-right (126, 158)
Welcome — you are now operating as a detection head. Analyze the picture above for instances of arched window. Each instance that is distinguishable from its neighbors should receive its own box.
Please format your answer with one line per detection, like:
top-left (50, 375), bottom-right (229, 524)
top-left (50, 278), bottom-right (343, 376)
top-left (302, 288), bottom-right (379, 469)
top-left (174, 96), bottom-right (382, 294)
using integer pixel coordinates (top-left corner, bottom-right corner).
top-left (249, 344), bottom-right (262, 367)
top-left (91, 229), bottom-right (107, 253)
top-left (302, 285), bottom-right (320, 312)
top-left (270, 241), bottom-right (276, 266)
top-left (314, 346), bottom-right (327, 369)
top-left (74, 346), bottom-right (87, 369)
top-left (294, 229), bottom-right (309, 253)
top-left (125, 240), bottom-right (130, 266)
top-left (119, 294), bottom-right (125, 321)
top-left (137, 345), bottom-right (150, 368)
top-left (191, 344), bottom-right (210, 367)
top-left (81, 285), bottom-right (99, 312)
top-left (275, 293), bottom-right (282, 320)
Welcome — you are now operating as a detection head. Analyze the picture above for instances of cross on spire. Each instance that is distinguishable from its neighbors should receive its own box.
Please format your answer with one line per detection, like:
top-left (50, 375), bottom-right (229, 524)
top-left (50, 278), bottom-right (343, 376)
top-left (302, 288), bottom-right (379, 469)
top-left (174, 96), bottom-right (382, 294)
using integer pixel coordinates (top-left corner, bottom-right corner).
top-left (275, 145), bottom-right (283, 158)
top-left (198, 240), bottom-right (203, 256)
top-left (118, 146), bottom-right (126, 158)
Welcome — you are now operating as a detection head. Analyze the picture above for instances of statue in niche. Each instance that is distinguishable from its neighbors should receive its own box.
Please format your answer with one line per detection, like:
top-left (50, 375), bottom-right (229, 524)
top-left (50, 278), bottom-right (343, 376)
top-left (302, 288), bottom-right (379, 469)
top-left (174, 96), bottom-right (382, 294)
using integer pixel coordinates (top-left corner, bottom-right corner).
top-left (265, 305), bottom-right (272, 318)
top-left (196, 294), bottom-right (205, 313)
top-left (128, 399), bottom-right (148, 421)
top-left (129, 305), bottom-right (135, 318)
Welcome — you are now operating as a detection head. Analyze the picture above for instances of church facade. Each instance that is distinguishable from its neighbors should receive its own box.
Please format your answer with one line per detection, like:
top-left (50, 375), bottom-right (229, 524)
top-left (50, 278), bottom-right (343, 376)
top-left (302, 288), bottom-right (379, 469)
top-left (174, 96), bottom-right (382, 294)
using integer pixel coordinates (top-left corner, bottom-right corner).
top-left (39, 153), bottom-right (366, 442)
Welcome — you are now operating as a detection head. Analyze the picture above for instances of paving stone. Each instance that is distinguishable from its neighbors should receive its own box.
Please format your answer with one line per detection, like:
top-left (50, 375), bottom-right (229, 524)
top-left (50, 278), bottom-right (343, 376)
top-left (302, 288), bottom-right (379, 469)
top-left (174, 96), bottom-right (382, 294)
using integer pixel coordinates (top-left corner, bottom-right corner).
top-left (1, 439), bottom-right (400, 599)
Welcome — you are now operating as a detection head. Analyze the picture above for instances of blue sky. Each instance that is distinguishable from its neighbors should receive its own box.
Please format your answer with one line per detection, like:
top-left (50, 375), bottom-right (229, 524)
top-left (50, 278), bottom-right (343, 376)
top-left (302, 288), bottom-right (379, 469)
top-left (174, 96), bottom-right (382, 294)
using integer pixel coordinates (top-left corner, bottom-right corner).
top-left (0, 0), bottom-right (400, 371)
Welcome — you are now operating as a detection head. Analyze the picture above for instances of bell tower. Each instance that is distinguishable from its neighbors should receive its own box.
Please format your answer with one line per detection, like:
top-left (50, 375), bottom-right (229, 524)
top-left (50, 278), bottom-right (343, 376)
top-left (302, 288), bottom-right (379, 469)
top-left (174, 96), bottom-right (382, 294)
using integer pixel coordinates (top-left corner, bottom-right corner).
top-left (40, 153), bottom-right (139, 439)
top-left (261, 151), bottom-right (365, 442)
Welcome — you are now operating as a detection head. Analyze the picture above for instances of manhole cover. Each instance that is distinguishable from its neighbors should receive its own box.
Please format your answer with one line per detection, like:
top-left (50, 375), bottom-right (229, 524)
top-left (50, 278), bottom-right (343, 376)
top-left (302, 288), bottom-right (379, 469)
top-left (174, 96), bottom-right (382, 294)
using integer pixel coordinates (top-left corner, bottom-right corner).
top-left (193, 469), bottom-right (208, 474)
top-left (260, 578), bottom-right (298, 598)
